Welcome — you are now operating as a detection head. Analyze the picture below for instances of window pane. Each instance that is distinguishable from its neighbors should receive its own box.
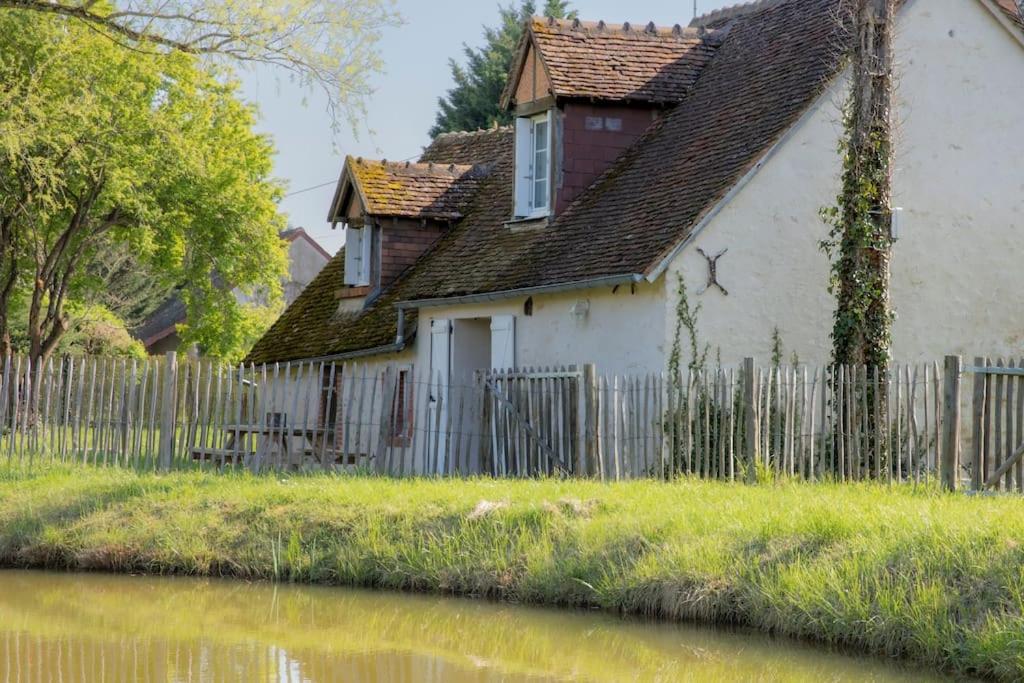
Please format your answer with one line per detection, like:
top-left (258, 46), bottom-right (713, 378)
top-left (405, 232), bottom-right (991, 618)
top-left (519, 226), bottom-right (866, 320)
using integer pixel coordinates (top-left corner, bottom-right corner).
top-left (534, 120), bottom-right (548, 153)
top-left (534, 178), bottom-right (548, 209)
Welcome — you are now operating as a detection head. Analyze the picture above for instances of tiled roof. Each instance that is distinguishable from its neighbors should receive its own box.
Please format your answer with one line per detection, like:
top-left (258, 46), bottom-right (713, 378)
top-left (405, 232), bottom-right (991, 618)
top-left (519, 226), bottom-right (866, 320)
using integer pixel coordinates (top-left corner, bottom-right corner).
top-left (396, 0), bottom-right (850, 301)
top-left (502, 17), bottom-right (721, 107)
top-left (994, 0), bottom-right (1024, 30)
top-left (420, 127), bottom-right (513, 165)
top-left (343, 157), bottom-right (490, 220)
top-left (245, 247), bottom-right (417, 364)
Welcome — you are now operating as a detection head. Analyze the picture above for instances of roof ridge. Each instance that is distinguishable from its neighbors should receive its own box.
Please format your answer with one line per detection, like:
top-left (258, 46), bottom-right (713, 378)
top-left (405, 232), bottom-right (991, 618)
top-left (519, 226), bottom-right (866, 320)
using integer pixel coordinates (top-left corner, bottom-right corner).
top-left (431, 126), bottom-right (512, 141)
top-left (689, 0), bottom-right (786, 28)
top-left (531, 15), bottom-right (706, 39)
top-left (348, 155), bottom-right (477, 176)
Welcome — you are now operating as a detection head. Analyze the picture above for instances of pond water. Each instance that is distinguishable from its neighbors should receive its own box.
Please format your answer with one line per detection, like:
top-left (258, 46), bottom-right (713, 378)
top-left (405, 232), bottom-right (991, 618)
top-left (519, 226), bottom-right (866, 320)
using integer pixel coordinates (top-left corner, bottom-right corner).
top-left (0, 570), bottom-right (954, 682)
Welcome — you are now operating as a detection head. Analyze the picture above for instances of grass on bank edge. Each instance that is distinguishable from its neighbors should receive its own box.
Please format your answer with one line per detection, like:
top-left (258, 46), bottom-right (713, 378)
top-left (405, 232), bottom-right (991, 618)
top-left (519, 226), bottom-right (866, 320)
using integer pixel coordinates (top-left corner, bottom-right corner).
top-left (0, 465), bottom-right (1023, 680)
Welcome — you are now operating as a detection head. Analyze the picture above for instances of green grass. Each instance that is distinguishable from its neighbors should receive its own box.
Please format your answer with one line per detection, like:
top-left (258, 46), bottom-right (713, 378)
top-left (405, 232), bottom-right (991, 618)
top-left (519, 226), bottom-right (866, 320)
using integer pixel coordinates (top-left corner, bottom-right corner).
top-left (1, 465), bottom-right (1022, 680)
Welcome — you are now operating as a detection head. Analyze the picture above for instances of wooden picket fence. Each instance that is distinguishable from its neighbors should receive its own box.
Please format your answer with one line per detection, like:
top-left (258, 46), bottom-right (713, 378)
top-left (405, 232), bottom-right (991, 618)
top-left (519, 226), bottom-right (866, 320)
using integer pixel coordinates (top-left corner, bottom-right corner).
top-left (0, 351), bottom-right (993, 490)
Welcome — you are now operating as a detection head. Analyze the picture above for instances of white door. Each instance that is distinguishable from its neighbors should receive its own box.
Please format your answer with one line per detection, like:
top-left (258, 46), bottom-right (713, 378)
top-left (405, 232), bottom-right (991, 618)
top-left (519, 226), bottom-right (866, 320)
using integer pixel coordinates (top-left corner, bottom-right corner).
top-left (428, 318), bottom-right (451, 473)
top-left (490, 315), bottom-right (515, 371)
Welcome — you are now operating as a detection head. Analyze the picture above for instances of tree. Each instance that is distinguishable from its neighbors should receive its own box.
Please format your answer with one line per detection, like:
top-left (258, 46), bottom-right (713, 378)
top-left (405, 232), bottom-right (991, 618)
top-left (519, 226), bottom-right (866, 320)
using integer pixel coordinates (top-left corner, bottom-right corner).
top-left (0, 11), bottom-right (289, 364)
top-left (430, 0), bottom-right (574, 138)
top-left (821, 0), bottom-right (895, 370)
top-left (0, 0), bottom-right (399, 128)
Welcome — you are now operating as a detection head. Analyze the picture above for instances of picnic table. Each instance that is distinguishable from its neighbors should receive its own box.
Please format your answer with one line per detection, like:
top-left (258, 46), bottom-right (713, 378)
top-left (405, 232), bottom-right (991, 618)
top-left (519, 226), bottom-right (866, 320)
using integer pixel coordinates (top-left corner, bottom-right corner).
top-left (191, 421), bottom-right (359, 470)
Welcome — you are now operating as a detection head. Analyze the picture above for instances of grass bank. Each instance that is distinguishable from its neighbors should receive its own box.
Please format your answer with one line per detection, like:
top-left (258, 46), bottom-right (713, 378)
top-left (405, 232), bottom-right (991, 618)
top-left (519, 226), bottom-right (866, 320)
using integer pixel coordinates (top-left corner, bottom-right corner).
top-left (1, 466), bottom-right (1022, 680)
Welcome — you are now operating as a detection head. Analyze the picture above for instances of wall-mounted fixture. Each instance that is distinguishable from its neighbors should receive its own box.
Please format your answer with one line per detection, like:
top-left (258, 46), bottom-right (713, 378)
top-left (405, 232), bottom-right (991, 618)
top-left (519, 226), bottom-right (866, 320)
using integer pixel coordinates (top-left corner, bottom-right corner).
top-left (570, 299), bottom-right (590, 322)
top-left (891, 207), bottom-right (904, 241)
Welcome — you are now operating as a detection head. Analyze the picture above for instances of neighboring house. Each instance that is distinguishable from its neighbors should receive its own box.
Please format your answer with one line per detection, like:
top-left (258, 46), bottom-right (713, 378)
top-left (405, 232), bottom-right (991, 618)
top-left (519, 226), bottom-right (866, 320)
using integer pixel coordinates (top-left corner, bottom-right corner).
top-left (247, 0), bottom-right (1023, 400)
top-left (138, 227), bottom-right (330, 354)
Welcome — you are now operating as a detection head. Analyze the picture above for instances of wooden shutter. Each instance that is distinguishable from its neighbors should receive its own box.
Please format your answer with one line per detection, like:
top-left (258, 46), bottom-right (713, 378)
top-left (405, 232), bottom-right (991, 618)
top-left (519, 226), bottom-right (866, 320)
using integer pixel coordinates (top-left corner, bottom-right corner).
top-left (343, 227), bottom-right (362, 285)
top-left (359, 224), bottom-right (373, 285)
top-left (513, 117), bottom-right (532, 217)
top-left (490, 315), bottom-right (515, 371)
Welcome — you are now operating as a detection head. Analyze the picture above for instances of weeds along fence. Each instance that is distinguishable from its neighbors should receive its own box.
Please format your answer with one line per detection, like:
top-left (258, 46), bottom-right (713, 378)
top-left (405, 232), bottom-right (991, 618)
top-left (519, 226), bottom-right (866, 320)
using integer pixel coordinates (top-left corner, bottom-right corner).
top-left (0, 351), bottom-right (985, 488)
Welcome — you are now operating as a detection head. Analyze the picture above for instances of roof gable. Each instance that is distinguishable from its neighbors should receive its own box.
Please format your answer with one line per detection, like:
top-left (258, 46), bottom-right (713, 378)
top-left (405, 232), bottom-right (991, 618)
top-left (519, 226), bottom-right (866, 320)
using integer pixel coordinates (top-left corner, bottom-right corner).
top-left (328, 156), bottom-right (492, 222)
top-left (500, 17), bottom-right (722, 108)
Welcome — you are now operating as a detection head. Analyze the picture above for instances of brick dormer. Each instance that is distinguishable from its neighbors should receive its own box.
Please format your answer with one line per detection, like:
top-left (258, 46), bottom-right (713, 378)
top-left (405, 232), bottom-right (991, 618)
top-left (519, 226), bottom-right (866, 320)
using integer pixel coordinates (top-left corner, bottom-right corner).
top-left (326, 157), bottom-right (492, 308)
top-left (501, 17), bottom-right (722, 218)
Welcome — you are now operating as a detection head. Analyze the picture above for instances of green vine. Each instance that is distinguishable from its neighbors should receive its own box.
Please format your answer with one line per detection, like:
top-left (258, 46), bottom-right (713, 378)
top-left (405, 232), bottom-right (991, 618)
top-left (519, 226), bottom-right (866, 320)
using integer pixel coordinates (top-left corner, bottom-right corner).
top-left (668, 273), bottom-right (709, 380)
top-left (819, 102), bottom-right (894, 369)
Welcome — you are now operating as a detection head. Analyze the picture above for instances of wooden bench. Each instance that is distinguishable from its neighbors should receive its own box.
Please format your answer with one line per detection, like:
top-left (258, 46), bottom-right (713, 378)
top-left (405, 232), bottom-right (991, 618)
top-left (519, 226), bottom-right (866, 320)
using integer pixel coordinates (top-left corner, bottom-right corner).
top-left (190, 447), bottom-right (251, 465)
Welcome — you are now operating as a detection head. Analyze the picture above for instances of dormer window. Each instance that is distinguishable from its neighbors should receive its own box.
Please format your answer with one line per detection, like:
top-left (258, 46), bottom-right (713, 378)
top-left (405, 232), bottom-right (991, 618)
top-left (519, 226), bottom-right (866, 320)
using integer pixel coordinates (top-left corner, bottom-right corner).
top-left (514, 111), bottom-right (553, 218)
top-left (343, 224), bottom-right (373, 286)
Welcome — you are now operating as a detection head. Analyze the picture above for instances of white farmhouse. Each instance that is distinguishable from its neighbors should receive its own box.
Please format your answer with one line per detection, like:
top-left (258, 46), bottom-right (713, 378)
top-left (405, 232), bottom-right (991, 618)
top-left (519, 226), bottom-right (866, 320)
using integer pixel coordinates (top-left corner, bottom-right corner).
top-left (246, 0), bottom-right (1024, 466)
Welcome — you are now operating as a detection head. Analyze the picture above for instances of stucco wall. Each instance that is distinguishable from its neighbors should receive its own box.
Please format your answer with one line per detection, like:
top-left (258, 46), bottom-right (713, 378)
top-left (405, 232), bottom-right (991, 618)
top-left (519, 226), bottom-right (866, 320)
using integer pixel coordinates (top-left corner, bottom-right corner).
top-left (412, 279), bottom-right (667, 378)
top-left (284, 236), bottom-right (330, 305)
top-left (665, 0), bottom-right (1024, 367)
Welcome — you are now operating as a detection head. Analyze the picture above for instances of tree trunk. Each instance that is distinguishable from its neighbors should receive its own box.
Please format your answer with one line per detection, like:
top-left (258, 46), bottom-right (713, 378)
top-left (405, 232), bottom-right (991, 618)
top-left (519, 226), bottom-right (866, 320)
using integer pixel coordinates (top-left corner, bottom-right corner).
top-left (832, 0), bottom-right (895, 370)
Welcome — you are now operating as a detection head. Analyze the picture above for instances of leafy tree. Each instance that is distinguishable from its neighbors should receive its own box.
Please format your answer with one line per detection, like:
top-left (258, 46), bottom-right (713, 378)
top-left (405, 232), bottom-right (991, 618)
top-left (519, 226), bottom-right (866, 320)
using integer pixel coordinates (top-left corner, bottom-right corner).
top-left (0, 0), bottom-right (399, 128)
top-left (0, 11), bottom-right (288, 364)
top-left (86, 238), bottom-right (177, 331)
top-left (430, 0), bottom-right (575, 138)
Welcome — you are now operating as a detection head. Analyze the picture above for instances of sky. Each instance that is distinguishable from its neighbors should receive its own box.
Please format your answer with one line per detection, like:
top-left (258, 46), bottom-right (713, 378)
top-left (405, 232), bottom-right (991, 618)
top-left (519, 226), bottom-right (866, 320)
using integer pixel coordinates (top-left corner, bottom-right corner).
top-left (240, 0), bottom-right (707, 255)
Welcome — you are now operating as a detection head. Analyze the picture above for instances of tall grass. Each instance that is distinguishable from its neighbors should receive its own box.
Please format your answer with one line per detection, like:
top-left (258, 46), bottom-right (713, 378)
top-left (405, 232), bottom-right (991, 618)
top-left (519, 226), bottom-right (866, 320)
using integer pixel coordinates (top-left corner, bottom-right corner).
top-left (1, 464), bottom-right (1022, 680)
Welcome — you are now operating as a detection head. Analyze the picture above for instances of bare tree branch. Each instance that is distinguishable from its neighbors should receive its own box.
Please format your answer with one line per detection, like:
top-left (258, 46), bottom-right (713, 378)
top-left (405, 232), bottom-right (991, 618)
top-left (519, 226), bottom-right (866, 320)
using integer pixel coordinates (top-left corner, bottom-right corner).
top-left (0, 0), bottom-right (400, 128)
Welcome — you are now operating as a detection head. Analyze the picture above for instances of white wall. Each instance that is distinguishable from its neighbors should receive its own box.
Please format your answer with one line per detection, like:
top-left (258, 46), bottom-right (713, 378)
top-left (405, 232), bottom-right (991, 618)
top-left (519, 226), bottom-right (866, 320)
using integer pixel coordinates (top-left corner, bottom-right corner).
top-left (412, 279), bottom-right (667, 378)
top-left (284, 237), bottom-right (330, 304)
top-left (665, 0), bottom-right (1024, 367)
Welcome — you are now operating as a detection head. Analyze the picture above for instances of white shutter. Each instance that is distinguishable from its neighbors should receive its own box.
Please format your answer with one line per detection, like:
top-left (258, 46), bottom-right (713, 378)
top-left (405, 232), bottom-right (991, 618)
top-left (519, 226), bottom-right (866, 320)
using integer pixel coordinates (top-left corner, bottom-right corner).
top-left (343, 227), bottom-right (362, 285)
top-left (490, 315), bottom-right (515, 371)
top-left (359, 224), bottom-right (373, 285)
top-left (429, 319), bottom-right (452, 473)
top-left (513, 117), bottom-right (532, 217)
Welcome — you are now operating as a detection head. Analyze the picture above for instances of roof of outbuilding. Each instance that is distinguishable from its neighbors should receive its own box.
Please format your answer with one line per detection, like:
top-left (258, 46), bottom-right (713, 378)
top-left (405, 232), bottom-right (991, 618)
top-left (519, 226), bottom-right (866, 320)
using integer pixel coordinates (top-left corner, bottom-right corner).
top-left (501, 17), bottom-right (721, 107)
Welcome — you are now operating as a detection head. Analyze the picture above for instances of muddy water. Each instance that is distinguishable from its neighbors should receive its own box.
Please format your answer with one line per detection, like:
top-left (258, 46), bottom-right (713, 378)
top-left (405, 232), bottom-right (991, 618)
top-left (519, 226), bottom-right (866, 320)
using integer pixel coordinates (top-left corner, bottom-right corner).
top-left (0, 570), bottom-right (952, 682)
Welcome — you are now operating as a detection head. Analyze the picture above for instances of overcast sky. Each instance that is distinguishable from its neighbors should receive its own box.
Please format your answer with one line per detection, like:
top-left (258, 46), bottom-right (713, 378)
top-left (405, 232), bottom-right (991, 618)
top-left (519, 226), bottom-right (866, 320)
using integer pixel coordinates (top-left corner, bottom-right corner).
top-left (241, 0), bottom-right (706, 255)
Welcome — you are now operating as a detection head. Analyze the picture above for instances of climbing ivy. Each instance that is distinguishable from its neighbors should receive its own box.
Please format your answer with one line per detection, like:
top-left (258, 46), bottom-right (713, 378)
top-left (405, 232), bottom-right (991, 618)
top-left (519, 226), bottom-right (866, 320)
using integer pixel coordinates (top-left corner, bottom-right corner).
top-left (819, 104), bottom-right (894, 369)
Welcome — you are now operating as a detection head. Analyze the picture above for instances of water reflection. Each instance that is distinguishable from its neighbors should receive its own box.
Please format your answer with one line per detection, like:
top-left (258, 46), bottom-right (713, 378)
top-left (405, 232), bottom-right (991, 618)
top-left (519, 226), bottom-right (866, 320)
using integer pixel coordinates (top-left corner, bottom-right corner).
top-left (0, 570), bottom-right (949, 682)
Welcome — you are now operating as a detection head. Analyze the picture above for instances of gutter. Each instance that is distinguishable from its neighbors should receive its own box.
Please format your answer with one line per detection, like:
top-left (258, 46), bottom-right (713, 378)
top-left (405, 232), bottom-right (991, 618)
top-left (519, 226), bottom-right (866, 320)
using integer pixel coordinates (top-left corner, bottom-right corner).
top-left (393, 273), bottom-right (644, 310)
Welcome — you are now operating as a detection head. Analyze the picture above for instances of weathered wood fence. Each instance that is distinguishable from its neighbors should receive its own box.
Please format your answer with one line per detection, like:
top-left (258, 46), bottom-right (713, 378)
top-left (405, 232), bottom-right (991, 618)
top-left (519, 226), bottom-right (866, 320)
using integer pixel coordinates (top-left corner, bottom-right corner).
top-left (0, 351), bottom-right (1006, 490)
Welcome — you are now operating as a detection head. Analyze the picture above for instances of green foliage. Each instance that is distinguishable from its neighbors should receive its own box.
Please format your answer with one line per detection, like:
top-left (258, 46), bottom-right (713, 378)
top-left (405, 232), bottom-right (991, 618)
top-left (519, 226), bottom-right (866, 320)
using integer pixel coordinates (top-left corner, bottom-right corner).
top-left (4, 466), bottom-right (1024, 680)
top-left (770, 327), bottom-right (784, 368)
top-left (0, 10), bottom-right (288, 361)
top-left (7, 301), bottom-right (146, 358)
top-left (429, 0), bottom-right (575, 138)
top-left (668, 273), bottom-right (708, 380)
top-left (2, 0), bottom-right (400, 131)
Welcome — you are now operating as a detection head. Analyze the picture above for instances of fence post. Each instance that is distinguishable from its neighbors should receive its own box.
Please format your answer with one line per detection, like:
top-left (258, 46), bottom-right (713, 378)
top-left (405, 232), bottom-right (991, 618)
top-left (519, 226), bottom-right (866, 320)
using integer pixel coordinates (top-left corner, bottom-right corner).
top-left (158, 351), bottom-right (178, 471)
top-left (942, 355), bottom-right (962, 491)
top-left (577, 364), bottom-right (597, 476)
top-left (743, 357), bottom-right (758, 483)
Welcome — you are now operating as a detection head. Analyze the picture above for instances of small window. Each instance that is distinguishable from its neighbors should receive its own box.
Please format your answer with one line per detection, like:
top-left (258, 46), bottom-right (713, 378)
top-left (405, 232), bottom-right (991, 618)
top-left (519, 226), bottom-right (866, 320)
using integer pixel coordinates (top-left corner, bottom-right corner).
top-left (343, 225), bottom-right (373, 286)
top-left (514, 111), bottom-right (552, 218)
